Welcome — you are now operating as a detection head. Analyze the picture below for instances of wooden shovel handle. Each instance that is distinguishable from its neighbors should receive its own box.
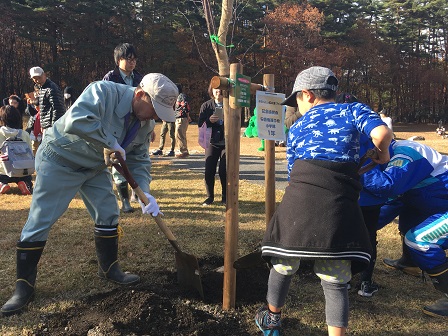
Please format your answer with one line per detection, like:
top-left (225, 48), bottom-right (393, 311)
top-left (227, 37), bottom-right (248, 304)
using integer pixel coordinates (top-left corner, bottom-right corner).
top-left (112, 152), bottom-right (182, 253)
top-left (358, 149), bottom-right (378, 175)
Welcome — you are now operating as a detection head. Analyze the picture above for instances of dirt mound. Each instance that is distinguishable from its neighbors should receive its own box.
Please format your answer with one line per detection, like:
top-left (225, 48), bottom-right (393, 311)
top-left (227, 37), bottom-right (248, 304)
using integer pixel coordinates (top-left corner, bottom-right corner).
top-left (33, 256), bottom-right (269, 336)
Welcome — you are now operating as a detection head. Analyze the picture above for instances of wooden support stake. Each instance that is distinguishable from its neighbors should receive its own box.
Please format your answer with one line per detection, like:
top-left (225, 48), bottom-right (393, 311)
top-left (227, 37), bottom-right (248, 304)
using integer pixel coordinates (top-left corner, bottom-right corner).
top-left (210, 75), bottom-right (265, 94)
top-left (222, 63), bottom-right (242, 310)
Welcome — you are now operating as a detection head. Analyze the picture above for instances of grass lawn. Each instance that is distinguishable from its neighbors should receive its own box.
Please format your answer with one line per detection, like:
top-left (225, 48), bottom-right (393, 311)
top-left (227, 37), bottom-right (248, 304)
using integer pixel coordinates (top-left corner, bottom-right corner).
top-left (0, 122), bottom-right (447, 335)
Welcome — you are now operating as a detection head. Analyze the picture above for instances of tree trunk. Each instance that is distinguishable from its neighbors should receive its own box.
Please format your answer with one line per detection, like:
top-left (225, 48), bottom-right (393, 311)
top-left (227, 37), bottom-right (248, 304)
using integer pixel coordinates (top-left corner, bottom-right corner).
top-left (203, 0), bottom-right (233, 76)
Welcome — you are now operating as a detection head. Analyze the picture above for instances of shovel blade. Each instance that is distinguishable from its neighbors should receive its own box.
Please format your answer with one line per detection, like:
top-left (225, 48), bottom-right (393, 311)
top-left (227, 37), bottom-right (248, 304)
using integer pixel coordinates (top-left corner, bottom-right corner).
top-left (233, 251), bottom-right (266, 269)
top-left (175, 252), bottom-right (204, 299)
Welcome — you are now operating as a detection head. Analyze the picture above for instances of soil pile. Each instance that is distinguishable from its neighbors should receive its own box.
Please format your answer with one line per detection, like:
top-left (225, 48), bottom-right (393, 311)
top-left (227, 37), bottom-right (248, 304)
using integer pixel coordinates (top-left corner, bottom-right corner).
top-left (34, 256), bottom-right (269, 336)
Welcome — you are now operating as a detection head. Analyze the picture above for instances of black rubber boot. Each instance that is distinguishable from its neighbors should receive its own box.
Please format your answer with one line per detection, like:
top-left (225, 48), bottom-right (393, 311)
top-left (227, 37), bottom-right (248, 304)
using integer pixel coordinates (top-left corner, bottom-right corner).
top-left (383, 234), bottom-right (421, 277)
top-left (423, 262), bottom-right (448, 318)
top-left (94, 226), bottom-right (140, 285)
top-left (116, 182), bottom-right (134, 213)
top-left (1, 241), bottom-right (46, 316)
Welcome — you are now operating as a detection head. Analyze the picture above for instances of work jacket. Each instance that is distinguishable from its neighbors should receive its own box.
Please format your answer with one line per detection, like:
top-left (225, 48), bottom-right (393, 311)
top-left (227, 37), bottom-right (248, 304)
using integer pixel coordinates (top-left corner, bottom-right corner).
top-left (42, 81), bottom-right (155, 193)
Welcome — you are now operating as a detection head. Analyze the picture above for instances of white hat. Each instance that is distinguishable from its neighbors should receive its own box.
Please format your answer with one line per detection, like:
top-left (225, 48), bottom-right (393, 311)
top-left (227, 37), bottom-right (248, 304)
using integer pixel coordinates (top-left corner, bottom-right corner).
top-left (140, 73), bottom-right (178, 122)
top-left (29, 66), bottom-right (44, 78)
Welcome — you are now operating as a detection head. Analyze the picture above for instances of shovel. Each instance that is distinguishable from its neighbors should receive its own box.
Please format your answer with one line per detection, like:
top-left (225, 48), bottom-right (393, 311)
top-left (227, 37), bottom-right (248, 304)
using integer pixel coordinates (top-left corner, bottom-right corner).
top-left (112, 153), bottom-right (204, 299)
top-left (357, 148), bottom-right (378, 175)
top-left (233, 149), bottom-right (380, 270)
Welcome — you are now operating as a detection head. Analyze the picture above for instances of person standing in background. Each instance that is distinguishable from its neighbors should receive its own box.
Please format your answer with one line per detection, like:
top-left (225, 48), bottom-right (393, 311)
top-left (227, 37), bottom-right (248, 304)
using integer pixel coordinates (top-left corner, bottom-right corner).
top-left (24, 86), bottom-right (42, 156)
top-left (150, 121), bottom-right (176, 156)
top-left (103, 43), bottom-right (143, 87)
top-left (63, 86), bottom-right (77, 110)
top-left (197, 86), bottom-right (226, 206)
top-left (174, 84), bottom-right (191, 158)
top-left (103, 42), bottom-right (150, 212)
top-left (29, 66), bottom-right (66, 135)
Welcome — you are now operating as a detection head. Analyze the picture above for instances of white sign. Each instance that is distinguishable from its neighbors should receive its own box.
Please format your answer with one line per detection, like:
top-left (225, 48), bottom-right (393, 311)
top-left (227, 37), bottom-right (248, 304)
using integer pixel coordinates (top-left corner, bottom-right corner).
top-left (255, 91), bottom-right (286, 141)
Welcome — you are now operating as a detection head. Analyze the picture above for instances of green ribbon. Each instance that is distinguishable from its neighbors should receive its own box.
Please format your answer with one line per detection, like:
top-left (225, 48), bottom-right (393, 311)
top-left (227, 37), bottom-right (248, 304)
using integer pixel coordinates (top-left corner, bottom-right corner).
top-left (210, 34), bottom-right (234, 48)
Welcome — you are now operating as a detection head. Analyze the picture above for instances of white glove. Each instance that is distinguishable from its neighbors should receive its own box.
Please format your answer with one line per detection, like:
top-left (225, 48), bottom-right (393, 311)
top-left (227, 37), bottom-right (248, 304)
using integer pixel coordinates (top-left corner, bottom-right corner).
top-left (139, 192), bottom-right (162, 217)
top-left (103, 141), bottom-right (125, 166)
top-left (30, 131), bottom-right (36, 141)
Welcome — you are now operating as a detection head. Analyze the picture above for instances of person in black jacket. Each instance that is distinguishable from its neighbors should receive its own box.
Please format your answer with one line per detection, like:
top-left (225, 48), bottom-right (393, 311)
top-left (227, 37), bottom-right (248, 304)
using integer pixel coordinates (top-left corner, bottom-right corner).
top-left (197, 85), bottom-right (226, 206)
top-left (63, 86), bottom-right (77, 110)
top-left (103, 43), bottom-right (148, 213)
top-left (29, 66), bottom-right (66, 134)
top-left (103, 43), bottom-right (143, 87)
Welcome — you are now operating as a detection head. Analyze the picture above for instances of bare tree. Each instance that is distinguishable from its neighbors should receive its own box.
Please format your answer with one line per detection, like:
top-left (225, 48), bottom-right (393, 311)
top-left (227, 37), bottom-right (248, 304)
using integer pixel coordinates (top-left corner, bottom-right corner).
top-left (202, 0), bottom-right (233, 75)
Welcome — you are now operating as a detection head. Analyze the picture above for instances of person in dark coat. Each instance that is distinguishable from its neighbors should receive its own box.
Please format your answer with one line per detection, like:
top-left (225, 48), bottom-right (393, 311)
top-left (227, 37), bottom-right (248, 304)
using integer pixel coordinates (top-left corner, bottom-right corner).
top-left (63, 86), bottom-right (77, 110)
top-left (103, 43), bottom-right (147, 213)
top-left (29, 66), bottom-right (66, 134)
top-left (103, 43), bottom-right (143, 87)
top-left (197, 85), bottom-right (226, 206)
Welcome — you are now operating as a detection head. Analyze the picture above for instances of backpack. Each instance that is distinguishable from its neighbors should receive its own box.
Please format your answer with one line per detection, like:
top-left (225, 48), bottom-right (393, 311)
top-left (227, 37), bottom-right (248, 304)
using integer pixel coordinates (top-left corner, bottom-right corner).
top-left (0, 130), bottom-right (35, 177)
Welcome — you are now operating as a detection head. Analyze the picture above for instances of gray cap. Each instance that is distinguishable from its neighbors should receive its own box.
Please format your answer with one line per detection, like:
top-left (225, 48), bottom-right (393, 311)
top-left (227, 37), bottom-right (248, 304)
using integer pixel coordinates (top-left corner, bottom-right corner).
top-left (282, 66), bottom-right (338, 107)
top-left (140, 73), bottom-right (178, 122)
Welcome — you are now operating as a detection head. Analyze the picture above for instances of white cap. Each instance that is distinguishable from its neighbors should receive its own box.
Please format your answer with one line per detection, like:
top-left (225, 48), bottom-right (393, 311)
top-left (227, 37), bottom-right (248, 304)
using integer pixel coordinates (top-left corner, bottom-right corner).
top-left (29, 66), bottom-right (44, 78)
top-left (140, 73), bottom-right (178, 122)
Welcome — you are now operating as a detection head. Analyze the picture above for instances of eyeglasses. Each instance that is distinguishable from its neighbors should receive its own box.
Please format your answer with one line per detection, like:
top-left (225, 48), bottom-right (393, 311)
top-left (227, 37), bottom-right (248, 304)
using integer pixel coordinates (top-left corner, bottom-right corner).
top-left (123, 57), bottom-right (137, 63)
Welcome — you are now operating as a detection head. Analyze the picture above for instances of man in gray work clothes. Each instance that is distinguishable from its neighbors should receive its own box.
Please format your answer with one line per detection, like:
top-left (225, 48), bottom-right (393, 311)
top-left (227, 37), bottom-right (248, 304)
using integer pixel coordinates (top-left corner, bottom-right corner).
top-left (1, 73), bottom-right (178, 316)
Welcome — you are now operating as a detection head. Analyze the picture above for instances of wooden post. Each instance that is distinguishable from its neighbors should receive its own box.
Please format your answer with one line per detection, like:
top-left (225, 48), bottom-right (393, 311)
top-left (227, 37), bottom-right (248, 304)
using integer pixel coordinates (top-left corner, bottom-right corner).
top-left (263, 74), bottom-right (276, 227)
top-left (211, 70), bottom-right (276, 308)
top-left (211, 75), bottom-right (266, 94)
top-left (222, 63), bottom-right (242, 310)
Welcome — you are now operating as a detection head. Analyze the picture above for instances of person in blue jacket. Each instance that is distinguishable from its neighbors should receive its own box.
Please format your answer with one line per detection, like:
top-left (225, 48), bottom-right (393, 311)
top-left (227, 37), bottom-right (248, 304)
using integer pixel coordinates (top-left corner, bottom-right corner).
top-left (334, 93), bottom-right (419, 299)
top-left (1, 73), bottom-right (178, 316)
top-left (361, 139), bottom-right (448, 318)
top-left (334, 93), bottom-right (394, 297)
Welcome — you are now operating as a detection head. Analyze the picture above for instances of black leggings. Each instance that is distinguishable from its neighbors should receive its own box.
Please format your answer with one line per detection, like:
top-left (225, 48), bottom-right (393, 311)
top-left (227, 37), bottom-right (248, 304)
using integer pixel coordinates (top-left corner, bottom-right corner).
top-left (360, 205), bottom-right (382, 282)
top-left (0, 174), bottom-right (32, 184)
top-left (204, 144), bottom-right (226, 200)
